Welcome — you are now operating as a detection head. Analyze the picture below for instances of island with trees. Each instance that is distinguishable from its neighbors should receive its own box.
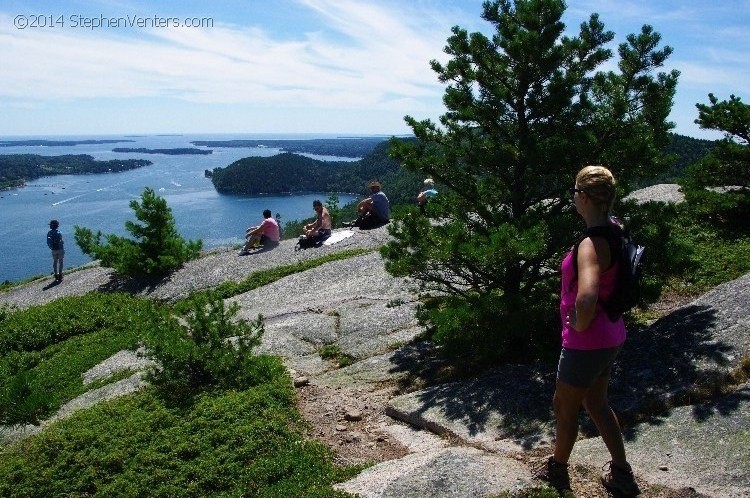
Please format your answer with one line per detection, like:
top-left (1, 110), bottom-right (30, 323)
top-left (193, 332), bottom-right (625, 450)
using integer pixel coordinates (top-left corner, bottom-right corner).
top-left (209, 140), bottom-right (424, 206)
top-left (192, 137), bottom-right (389, 158)
top-left (0, 154), bottom-right (152, 189)
top-left (112, 147), bottom-right (213, 155)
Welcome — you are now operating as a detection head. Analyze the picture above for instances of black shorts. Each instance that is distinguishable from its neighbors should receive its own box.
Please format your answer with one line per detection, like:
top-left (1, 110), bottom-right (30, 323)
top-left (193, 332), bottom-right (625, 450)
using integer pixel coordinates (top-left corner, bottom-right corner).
top-left (557, 346), bottom-right (622, 388)
top-left (315, 229), bottom-right (331, 242)
top-left (259, 234), bottom-right (279, 246)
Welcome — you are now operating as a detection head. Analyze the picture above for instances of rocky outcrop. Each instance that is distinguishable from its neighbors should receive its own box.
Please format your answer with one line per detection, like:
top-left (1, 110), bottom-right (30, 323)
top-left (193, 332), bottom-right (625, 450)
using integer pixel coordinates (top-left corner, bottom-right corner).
top-left (624, 183), bottom-right (685, 204)
top-left (2, 222), bottom-right (749, 497)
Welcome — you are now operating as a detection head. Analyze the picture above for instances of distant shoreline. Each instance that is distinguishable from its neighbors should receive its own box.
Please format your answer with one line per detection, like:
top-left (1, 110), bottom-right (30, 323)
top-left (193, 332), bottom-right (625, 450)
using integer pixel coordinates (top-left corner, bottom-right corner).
top-left (112, 147), bottom-right (213, 155)
top-left (191, 137), bottom-right (388, 158)
top-left (0, 139), bottom-right (135, 147)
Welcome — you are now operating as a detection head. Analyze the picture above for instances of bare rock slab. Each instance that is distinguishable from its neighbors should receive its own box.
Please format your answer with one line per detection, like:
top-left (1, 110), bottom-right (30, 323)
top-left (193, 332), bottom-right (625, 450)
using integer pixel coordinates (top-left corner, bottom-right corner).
top-left (233, 252), bottom-right (420, 361)
top-left (0, 265), bottom-right (113, 310)
top-left (317, 341), bottom-right (439, 391)
top-left (258, 313), bottom-right (338, 357)
top-left (624, 183), bottom-right (685, 204)
top-left (336, 299), bottom-right (420, 358)
top-left (334, 446), bottom-right (531, 498)
top-left (386, 366), bottom-right (555, 453)
top-left (82, 348), bottom-right (153, 385)
top-left (572, 385), bottom-right (750, 498)
top-left (611, 273), bottom-right (750, 417)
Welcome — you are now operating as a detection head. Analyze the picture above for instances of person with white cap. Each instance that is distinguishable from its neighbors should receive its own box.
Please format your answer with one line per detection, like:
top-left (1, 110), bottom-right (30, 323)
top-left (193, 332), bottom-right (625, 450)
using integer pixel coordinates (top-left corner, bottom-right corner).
top-left (417, 178), bottom-right (438, 214)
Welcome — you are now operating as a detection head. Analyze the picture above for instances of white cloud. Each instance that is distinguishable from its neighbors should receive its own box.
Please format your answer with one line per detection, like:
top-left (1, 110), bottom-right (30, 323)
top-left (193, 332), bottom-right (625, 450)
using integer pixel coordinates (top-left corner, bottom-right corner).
top-left (672, 60), bottom-right (750, 95)
top-left (3, 1), bottom-right (745, 137)
top-left (0, 1), bottom-right (449, 112)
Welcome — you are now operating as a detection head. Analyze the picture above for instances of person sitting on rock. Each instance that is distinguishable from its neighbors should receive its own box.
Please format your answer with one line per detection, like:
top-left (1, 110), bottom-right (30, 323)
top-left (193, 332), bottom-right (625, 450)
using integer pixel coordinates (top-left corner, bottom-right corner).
top-left (343, 180), bottom-right (391, 230)
top-left (303, 199), bottom-right (332, 244)
top-left (417, 178), bottom-right (438, 215)
top-left (239, 209), bottom-right (280, 255)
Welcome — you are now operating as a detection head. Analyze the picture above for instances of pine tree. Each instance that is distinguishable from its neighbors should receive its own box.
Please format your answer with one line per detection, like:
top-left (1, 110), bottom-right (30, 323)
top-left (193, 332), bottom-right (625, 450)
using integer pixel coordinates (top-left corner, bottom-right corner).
top-left (682, 94), bottom-right (749, 228)
top-left (75, 187), bottom-right (202, 277)
top-left (383, 0), bottom-right (678, 362)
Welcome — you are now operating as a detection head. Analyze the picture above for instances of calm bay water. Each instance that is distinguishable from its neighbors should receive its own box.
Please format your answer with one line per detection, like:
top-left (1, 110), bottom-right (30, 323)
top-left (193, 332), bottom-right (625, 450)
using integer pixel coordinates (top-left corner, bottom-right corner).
top-left (0, 134), bottom-right (358, 283)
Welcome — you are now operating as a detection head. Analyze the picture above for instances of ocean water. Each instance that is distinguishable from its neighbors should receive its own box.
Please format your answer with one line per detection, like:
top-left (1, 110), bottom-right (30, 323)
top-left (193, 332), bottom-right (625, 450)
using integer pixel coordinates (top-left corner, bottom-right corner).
top-left (0, 134), bottom-right (358, 283)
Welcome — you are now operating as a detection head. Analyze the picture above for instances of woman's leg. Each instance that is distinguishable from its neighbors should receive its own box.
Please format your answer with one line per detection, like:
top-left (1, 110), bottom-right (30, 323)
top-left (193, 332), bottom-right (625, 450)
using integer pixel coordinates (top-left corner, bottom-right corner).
top-left (552, 378), bottom-right (588, 464)
top-left (582, 374), bottom-right (628, 468)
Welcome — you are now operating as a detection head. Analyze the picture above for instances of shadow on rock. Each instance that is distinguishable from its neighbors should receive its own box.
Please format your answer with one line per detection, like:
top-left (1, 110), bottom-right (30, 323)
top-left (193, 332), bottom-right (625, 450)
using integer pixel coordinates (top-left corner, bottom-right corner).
top-left (42, 279), bottom-right (61, 291)
top-left (387, 343), bottom-right (556, 450)
top-left (606, 304), bottom-right (743, 435)
top-left (239, 243), bottom-right (279, 255)
top-left (690, 387), bottom-right (750, 423)
top-left (97, 272), bottom-right (173, 297)
top-left (386, 301), bottom-right (744, 449)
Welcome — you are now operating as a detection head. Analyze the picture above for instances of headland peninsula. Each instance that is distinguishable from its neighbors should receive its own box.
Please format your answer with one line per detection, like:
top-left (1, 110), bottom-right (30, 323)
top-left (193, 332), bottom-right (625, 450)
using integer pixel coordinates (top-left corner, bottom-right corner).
top-left (0, 154), bottom-right (152, 189)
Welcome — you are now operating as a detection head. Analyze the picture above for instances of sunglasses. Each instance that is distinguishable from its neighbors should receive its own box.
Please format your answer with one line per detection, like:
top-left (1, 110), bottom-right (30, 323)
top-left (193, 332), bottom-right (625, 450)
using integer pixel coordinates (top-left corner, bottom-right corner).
top-left (569, 186), bottom-right (585, 196)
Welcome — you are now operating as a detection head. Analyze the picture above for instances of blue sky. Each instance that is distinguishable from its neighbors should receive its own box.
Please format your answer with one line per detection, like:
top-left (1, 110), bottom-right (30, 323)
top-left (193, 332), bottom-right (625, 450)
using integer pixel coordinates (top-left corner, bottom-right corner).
top-left (1, 0), bottom-right (748, 138)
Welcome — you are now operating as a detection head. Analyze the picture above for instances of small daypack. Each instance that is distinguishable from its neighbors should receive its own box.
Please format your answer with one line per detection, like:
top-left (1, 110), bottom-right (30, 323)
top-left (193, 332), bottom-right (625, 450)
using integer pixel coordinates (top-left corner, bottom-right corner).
top-left (47, 230), bottom-right (62, 251)
top-left (295, 235), bottom-right (318, 251)
top-left (571, 216), bottom-right (645, 321)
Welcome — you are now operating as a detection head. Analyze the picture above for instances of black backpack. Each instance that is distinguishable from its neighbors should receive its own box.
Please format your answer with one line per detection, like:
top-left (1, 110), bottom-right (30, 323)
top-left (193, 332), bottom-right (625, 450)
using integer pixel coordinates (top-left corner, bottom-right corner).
top-left (571, 216), bottom-right (645, 321)
top-left (48, 230), bottom-right (62, 250)
top-left (295, 235), bottom-right (318, 251)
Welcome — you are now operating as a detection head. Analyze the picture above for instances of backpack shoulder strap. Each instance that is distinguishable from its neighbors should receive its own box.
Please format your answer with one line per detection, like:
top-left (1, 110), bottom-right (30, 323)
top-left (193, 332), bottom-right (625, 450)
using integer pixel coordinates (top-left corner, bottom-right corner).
top-left (571, 223), bottom-right (618, 277)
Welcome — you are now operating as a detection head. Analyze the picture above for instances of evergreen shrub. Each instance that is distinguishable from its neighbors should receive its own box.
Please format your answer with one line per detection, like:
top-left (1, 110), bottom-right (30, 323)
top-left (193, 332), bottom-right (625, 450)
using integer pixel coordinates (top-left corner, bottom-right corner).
top-left (145, 292), bottom-right (280, 402)
top-left (75, 187), bottom-right (202, 277)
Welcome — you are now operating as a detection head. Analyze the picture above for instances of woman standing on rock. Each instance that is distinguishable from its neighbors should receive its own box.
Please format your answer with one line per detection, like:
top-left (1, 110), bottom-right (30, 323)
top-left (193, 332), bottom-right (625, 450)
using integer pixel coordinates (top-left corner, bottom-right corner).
top-left (535, 165), bottom-right (640, 496)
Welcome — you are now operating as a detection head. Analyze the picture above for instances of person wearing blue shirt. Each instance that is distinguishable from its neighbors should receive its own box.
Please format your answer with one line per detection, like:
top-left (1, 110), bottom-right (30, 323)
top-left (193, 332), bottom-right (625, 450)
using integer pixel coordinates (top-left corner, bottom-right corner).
top-left (46, 219), bottom-right (65, 281)
top-left (417, 178), bottom-right (438, 214)
top-left (343, 180), bottom-right (391, 229)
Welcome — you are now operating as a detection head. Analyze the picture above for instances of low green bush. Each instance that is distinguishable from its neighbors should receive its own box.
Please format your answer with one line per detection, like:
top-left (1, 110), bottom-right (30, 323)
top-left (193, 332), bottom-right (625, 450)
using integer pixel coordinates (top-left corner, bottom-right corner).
top-left (0, 384), bottom-right (358, 497)
top-left (0, 293), bottom-right (156, 354)
top-left (0, 328), bottom-right (141, 424)
top-left (0, 290), bottom-right (359, 496)
top-left (318, 344), bottom-right (356, 368)
top-left (0, 294), bottom-right (158, 424)
top-left (627, 196), bottom-right (750, 296)
top-left (669, 213), bottom-right (750, 292)
top-left (417, 288), bottom-right (559, 369)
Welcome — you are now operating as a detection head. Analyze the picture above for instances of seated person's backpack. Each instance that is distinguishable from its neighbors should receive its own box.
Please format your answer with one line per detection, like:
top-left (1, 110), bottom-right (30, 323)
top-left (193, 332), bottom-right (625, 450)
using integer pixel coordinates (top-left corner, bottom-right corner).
top-left (295, 234), bottom-right (319, 250)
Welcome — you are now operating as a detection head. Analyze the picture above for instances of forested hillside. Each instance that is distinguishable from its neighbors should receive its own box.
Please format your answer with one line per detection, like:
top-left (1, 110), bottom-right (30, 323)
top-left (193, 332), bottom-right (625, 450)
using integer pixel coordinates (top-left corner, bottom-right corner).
top-left (210, 140), bottom-right (424, 203)
top-left (0, 154), bottom-right (152, 189)
top-left (211, 133), bottom-right (715, 208)
top-left (657, 133), bottom-right (718, 183)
